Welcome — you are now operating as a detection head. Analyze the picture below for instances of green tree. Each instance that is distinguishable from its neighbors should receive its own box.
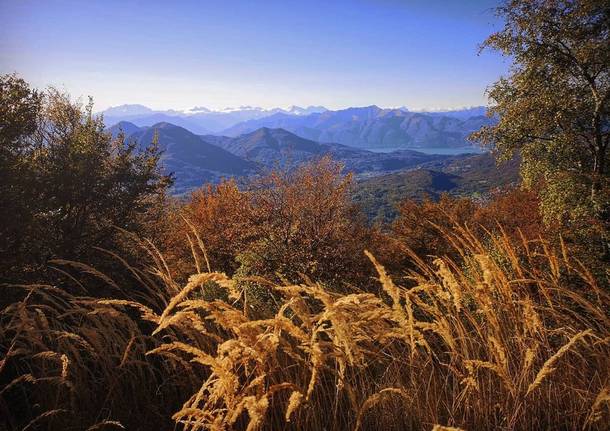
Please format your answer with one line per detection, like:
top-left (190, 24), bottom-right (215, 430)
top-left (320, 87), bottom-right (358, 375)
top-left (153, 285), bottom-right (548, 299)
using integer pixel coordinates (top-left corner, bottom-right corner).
top-left (471, 0), bottom-right (609, 228)
top-left (0, 75), bottom-right (172, 280)
top-left (0, 75), bottom-right (43, 275)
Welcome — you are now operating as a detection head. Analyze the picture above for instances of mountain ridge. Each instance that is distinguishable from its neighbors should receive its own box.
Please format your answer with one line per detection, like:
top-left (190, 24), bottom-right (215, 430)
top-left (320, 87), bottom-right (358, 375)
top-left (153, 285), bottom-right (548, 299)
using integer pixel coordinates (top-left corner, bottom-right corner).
top-left (99, 104), bottom-right (491, 145)
top-left (99, 104), bottom-right (329, 134)
top-left (116, 122), bottom-right (257, 193)
top-left (106, 119), bottom-right (493, 196)
top-left (200, 126), bottom-right (457, 176)
top-left (222, 106), bottom-right (493, 150)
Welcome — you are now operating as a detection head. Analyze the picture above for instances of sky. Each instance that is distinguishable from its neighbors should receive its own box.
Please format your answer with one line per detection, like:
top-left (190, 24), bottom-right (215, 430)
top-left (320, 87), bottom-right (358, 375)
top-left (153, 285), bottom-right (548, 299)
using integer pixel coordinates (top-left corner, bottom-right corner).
top-left (0, 0), bottom-right (508, 111)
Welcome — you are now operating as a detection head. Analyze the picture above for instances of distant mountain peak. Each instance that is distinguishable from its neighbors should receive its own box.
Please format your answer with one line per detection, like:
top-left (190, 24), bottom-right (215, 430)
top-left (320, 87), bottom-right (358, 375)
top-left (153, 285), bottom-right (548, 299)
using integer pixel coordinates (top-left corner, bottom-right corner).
top-left (244, 126), bottom-right (294, 138)
top-left (115, 120), bottom-right (138, 128)
top-left (188, 106), bottom-right (212, 113)
top-left (219, 105), bottom-right (265, 113)
top-left (411, 106), bottom-right (488, 119)
top-left (102, 104), bottom-right (154, 117)
top-left (284, 105), bottom-right (328, 116)
top-left (106, 121), bottom-right (142, 139)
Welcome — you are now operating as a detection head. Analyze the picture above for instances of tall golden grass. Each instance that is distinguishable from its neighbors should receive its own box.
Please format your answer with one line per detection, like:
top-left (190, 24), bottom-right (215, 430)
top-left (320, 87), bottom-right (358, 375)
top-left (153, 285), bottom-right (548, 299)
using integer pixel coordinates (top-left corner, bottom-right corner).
top-left (1, 227), bottom-right (609, 430)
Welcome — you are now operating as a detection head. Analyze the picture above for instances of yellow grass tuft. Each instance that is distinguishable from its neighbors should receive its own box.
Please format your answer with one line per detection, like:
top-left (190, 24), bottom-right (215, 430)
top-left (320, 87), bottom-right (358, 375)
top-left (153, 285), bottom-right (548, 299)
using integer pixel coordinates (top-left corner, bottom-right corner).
top-left (2, 228), bottom-right (609, 430)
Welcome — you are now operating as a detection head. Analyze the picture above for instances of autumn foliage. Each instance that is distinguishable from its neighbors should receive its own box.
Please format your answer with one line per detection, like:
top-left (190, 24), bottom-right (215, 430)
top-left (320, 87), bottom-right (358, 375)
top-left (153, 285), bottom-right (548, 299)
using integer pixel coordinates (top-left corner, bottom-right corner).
top-left (2, 127), bottom-right (608, 429)
top-left (161, 157), bottom-right (374, 292)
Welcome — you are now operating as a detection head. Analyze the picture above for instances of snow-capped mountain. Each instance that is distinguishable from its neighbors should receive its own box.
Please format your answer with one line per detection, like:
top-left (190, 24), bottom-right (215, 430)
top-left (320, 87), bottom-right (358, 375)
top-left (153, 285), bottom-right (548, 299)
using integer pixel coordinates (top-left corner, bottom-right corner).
top-left (99, 103), bottom-right (489, 139)
top-left (98, 104), bottom-right (328, 133)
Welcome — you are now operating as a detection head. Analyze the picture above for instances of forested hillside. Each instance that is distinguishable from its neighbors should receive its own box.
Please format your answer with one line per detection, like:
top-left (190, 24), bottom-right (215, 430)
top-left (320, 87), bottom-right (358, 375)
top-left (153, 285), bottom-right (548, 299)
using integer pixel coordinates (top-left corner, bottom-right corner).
top-left (354, 153), bottom-right (520, 222)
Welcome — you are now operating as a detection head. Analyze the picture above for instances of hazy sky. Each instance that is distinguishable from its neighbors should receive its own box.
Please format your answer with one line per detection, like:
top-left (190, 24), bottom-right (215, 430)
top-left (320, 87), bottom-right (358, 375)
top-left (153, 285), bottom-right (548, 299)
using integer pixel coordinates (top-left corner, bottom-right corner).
top-left (0, 0), bottom-right (508, 111)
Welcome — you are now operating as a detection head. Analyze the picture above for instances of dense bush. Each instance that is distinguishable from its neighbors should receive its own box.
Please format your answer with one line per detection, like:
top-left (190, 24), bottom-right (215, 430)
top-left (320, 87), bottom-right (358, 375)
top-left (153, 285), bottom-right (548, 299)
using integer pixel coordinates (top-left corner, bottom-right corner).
top-left (0, 75), bottom-right (171, 283)
top-left (159, 157), bottom-right (374, 291)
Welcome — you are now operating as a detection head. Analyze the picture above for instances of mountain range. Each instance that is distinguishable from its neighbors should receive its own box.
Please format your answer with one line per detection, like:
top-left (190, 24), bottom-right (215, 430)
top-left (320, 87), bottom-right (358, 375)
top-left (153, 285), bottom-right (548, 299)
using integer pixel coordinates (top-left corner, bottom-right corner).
top-left (100, 104), bottom-right (328, 134)
top-left (100, 104), bottom-right (492, 150)
top-left (109, 121), bottom-right (463, 194)
top-left (108, 121), bottom-right (257, 193)
top-left (103, 103), bottom-right (504, 197)
top-left (222, 106), bottom-right (493, 150)
top-left (200, 127), bottom-right (447, 173)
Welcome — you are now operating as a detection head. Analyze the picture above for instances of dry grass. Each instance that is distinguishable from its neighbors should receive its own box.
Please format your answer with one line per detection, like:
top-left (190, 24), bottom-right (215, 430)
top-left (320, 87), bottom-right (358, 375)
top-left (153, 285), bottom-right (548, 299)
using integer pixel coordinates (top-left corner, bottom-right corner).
top-left (1, 227), bottom-right (609, 430)
top-left (0, 262), bottom-right (200, 430)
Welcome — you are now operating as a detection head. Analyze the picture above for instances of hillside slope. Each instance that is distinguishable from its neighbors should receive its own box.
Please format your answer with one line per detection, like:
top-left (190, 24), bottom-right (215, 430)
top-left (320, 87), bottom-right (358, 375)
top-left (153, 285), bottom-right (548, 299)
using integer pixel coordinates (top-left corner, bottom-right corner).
top-left (353, 153), bottom-right (520, 222)
top-left (127, 123), bottom-right (257, 193)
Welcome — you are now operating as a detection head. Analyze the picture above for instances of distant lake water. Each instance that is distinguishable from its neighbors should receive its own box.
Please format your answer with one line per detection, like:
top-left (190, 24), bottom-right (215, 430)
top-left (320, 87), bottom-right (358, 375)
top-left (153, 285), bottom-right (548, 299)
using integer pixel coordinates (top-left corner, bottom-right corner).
top-left (366, 146), bottom-right (486, 156)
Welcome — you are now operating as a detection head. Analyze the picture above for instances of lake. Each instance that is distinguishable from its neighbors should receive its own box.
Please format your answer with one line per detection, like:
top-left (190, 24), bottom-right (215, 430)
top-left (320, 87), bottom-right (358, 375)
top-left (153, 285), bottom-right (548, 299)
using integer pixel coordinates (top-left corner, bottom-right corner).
top-left (366, 146), bottom-right (486, 155)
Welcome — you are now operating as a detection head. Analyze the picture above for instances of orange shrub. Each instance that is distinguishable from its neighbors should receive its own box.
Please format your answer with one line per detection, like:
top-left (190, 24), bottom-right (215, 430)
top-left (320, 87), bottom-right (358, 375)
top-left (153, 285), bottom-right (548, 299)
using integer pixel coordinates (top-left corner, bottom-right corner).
top-left (473, 188), bottom-right (545, 241)
top-left (160, 157), bottom-right (375, 290)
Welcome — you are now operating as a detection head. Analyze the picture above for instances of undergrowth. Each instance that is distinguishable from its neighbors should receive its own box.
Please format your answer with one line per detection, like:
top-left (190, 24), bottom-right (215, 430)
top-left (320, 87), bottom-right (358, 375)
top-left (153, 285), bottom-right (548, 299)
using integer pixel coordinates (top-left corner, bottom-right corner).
top-left (1, 228), bottom-right (609, 430)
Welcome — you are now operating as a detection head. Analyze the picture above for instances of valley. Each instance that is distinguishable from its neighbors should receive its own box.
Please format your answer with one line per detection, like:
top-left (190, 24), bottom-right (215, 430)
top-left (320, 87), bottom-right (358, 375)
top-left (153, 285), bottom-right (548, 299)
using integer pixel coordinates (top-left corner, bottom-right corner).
top-left (105, 104), bottom-right (503, 197)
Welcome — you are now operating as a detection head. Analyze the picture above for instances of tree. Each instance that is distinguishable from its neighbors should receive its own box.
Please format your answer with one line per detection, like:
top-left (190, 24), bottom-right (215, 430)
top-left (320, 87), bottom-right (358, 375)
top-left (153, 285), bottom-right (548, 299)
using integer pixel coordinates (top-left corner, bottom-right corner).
top-left (392, 194), bottom-right (477, 262)
top-left (391, 189), bottom-right (549, 274)
top-left (164, 157), bottom-right (374, 291)
top-left (177, 179), bottom-right (254, 278)
top-left (471, 0), bottom-right (609, 228)
top-left (242, 156), bottom-right (371, 289)
top-left (0, 75), bottom-right (172, 280)
top-left (0, 75), bottom-right (42, 273)
top-left (473, 188), bottom-right (545, 241)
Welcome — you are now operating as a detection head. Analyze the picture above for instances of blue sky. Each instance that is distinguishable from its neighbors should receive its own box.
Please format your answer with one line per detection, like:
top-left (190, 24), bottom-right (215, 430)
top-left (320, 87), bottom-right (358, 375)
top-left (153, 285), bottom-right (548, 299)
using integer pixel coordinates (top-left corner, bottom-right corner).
top-left (0, 0), bottom-right (508, 111)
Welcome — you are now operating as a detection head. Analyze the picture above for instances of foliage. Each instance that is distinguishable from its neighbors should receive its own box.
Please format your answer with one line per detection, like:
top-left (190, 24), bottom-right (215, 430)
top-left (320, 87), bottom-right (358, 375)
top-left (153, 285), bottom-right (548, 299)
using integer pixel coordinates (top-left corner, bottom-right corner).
top-left (162, 179), bottom-right (252, 279)
top-left (392, 194), bottom-right (477, 262)
top-left (240, 157), bottom-right (370, 289)
top-left (0, 75), bottom-right (172, 281)
top-left (352, 153), bottom-right (520, 223)
top-left (470, 0), bottom-right (609, 232)
top-left (389, 188), bottom-right (546, 270)
top-left (0, 74), bottom-right (43, 280)
top-left (162, 157), bottom-right (373, 291)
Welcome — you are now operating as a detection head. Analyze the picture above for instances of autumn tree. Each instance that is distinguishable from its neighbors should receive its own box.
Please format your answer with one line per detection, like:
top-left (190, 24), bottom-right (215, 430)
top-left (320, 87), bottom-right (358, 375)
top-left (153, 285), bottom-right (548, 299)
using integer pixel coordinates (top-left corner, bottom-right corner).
top-left (471, 0), bottom-right (609, 232)
top-left (241, 156), bottom-right (371, 289)
top-left (473, 188), bottom-right (545, 241)
top-left (391, 189), bottom-right (547, 273)
top-left (164, 179), bottom-right (254, 279)
top-left (165, 157), bottom-right (373, 293)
